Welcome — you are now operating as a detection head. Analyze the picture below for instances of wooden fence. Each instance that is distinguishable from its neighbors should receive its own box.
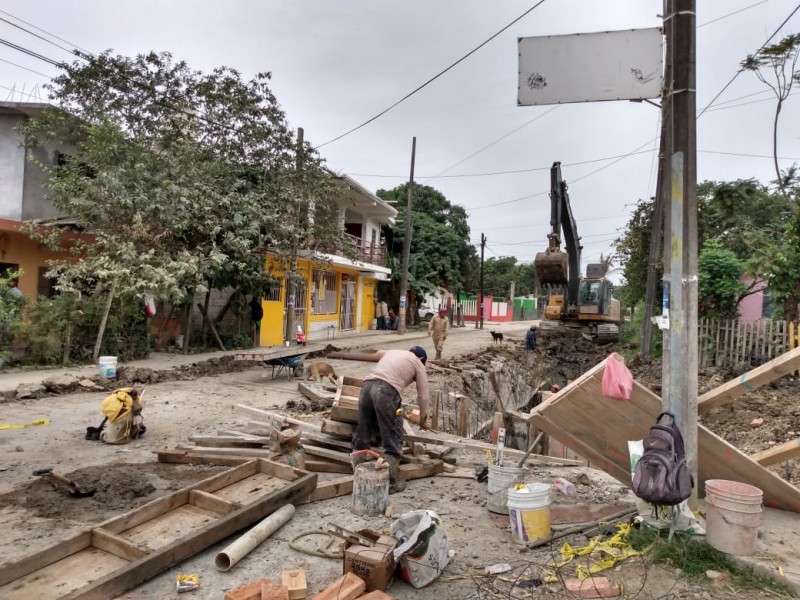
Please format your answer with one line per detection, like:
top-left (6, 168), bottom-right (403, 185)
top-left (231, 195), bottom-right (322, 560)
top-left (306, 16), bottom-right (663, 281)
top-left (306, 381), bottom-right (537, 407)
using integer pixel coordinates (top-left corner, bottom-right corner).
top-left (699, 318), bottom-right (800, 368)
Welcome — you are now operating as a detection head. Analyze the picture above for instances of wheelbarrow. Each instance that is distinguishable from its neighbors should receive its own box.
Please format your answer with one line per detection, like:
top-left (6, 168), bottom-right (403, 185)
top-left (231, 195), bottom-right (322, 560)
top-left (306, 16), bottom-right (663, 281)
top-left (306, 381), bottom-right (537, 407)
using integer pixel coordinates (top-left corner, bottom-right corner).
top-left (265, 353), bottom-right (307, 380)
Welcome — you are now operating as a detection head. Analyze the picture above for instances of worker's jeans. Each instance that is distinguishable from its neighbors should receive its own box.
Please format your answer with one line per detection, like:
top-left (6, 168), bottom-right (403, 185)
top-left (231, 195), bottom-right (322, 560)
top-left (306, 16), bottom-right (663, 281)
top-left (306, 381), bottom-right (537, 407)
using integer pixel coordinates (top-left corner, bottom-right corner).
top-left (352, 379), bottom-right (403, 459)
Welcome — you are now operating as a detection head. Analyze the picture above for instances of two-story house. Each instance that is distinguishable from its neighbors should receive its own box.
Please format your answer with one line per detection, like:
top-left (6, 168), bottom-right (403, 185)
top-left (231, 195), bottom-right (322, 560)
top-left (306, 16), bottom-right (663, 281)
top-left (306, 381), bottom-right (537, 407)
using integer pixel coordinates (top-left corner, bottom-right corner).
top-left (0, 101), bottom-right (76, 298)
top-left (259, 174), bottom-right (397, 345)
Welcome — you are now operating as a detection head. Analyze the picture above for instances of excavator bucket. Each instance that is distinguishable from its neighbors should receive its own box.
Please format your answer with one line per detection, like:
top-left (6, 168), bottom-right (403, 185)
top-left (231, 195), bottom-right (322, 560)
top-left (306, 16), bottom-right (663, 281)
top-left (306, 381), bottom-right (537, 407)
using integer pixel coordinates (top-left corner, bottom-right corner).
top-left (534, 249), bottom-right (569, 285)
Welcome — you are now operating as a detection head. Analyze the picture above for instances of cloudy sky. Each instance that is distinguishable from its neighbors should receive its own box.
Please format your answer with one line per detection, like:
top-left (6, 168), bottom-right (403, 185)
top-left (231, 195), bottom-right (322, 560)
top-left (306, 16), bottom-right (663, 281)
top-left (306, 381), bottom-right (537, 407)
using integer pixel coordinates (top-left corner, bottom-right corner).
top-left (2, 0), bottom-right (799, 279)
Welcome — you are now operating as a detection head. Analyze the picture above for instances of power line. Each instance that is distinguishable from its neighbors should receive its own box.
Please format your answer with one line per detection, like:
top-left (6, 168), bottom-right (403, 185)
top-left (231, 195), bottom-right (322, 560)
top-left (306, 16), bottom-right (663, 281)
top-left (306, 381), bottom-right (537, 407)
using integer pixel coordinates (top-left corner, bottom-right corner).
top-left (0, 56), bottom-right (52, 77)
top-left (704, 89), bottom-right (800, 112)
top-left (316, 0), bottom-right (548, 148)
top-left (697, 2), bottom-right (800, 118)
top-left (697, 0), bottom-right (771, 28)
top-left (0, 15), bottom-right (82, 58)
top-left (0, 37), bottom-right (62, 67)
top-left (0, 8), bottom-right (91, 54)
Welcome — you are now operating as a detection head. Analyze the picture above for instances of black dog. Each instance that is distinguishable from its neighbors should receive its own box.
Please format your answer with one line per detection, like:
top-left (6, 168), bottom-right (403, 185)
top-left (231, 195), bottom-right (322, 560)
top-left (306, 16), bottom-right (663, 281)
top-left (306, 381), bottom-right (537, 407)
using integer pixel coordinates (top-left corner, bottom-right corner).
top-left (490, 331), bottom-right (503, 345)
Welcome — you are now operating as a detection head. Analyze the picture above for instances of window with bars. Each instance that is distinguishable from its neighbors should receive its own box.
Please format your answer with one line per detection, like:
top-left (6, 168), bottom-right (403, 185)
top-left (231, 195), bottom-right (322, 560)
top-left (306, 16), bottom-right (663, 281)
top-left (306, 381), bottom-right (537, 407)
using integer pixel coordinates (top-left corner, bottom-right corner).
top-left (311, 269), bottom-right (337, 315)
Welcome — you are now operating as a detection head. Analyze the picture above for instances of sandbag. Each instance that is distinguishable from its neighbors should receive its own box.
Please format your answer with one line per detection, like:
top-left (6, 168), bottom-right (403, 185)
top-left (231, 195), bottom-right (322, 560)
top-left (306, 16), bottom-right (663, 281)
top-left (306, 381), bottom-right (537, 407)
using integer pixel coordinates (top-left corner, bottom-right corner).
top-left (391, 510), bottom-right (452, 588)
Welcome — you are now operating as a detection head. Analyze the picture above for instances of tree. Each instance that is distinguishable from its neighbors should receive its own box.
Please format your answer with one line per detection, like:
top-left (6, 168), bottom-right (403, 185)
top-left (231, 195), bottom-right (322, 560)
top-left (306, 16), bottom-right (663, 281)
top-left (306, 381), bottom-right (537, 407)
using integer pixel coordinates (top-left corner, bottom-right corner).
top-left (698, 240), bottom-right (746, 320)
top-left (741, 34), bottom-right (800, 200)
top-left (613, 198), bottom-right (656, 308)
top-left (378, 183), bottom-right (477, 293)
top-left (21, 51), bottom-right (344, 356)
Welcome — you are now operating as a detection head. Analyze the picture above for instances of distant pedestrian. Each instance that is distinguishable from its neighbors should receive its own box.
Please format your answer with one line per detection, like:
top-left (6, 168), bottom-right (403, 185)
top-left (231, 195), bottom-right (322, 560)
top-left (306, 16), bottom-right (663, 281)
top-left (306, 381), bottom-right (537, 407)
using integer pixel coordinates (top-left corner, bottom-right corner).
top-left (525, 324), bottom-right (538, 366)
top-left (428, 307), bottom-right (449, 360)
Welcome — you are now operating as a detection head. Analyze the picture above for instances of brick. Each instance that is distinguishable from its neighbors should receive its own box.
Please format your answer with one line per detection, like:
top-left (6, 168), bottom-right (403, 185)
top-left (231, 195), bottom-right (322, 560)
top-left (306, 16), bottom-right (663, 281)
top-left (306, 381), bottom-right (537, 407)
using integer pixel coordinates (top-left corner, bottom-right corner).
top-left (564, 577), bottom-right (621, 599)
top-left (311, 572), bottom-right (366, 600)
top-left (262, 579), bottom-right (290, 600)
top-left (225, 579), bottom-right (271, 600)
top-left (359, 592), bottom-right (395, 600)
top-left (281, 569), bottom-right (308, 600)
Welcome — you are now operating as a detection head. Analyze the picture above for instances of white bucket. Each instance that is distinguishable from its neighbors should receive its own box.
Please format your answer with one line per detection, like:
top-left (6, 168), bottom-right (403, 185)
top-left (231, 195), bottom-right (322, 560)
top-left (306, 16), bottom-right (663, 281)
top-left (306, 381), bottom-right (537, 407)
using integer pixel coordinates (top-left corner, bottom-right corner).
top-left (487, 463), bottom-right (527, 514)
top-left (98, 356), bottom-right (118, 378)
top-left (508, 483), bottom-right (551, 545)
top-left (705, 479), bottom-right (763, 556)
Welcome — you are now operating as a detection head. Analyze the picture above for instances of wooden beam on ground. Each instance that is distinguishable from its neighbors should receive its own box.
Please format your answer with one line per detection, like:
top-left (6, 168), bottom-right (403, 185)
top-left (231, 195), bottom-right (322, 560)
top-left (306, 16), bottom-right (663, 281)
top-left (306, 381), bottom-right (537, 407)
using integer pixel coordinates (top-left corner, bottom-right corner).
top-left (92, 529), bottom-right (151, 562)
top-left (699, 346), bottom-right (800, 413)
top-left (321, 419), bottom-right (355, 439)
top-left (328, 351), bottom-right (382, 362)
top-left (174, 446), bottom-right (275, 459)
top-left (301, 431), bottom-right (352, 451)
top-left (751, 438), bottom-right (800, 467)
top-left (297, 382), bottom-right (336, 405)
top-left (188, 435), bottom-right (266, 448)
top-left (156, 449), bottom-right (252, 467)
top-left (235, 405), bottom-right (322, 432)
top-left (329, 406), bottom-right (359, 424)
top-left (303, 460), bottom-right (353, 474)
top-left (302, 445), bottom-right (351, 464)
top-left (296, 476), bottom-right (354, 504)
top-left (397, 460), bottom-right (445, 481)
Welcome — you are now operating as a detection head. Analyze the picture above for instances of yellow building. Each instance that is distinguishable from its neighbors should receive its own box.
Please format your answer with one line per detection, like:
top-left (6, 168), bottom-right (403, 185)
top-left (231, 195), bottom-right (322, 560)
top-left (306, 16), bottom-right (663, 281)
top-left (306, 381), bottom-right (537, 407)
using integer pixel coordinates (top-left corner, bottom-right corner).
top-left (259, 176), bottom-right (396, 347)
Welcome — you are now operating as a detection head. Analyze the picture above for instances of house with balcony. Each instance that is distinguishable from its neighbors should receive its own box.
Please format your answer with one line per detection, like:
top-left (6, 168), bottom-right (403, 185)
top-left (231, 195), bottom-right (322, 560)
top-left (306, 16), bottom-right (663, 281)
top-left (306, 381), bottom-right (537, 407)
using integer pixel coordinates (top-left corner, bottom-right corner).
top-left (0, 102), bottom-right (74, 297)
top-left (259, 174), bottom-right (397, 346)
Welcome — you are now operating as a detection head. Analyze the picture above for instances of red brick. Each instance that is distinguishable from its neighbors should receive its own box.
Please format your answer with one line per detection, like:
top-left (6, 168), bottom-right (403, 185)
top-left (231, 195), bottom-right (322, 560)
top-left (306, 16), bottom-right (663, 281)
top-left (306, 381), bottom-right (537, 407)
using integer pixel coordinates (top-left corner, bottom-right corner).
top-left (311, 572), bottom-right (366, 600)
top-left (564, 577), bottom-right (621, 599)
top-left (262, 579), bottom-right (290, 600)
top-left (281, 570), bottom-right (308, 600)
top-left (360, 591), bottom-right (395, 600)
top-left (225, 579), bottom-right (270, 600)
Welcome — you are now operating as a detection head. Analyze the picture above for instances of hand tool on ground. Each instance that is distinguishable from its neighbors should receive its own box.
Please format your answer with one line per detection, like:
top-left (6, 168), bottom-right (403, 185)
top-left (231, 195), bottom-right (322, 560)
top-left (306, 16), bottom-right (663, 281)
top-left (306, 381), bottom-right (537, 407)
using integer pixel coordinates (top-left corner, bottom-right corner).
top-left (326, 523), bottom-right (376, 547)
top-left (516, 432), bottom-right (546, 468)
top-left (32, 467), bottom-right (96, 498)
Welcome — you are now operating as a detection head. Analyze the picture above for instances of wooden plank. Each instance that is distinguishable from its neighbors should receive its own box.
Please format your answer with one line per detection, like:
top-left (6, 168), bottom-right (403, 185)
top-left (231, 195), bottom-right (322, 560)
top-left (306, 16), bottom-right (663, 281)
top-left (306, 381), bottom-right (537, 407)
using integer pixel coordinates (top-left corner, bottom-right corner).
top-left (257, 458), bottom-right (307, 481)
top-left (172, 446), bottom-right (274, 459)
top-left (295, 476), bottom-right (354, 504)
top-left (234, 405), bottom-right (322, 432)
top-left (194, 460), bottom-right (260, 493)
top-left (303, 460), bottom-right (353, 474)
top-left (190, 489), bottom-right (242, 515)
top-left (301, 431), bottom-right (353, 451)
top-left (432, 390), bottom-right (442, 431)
top-left (335, 395), bottom-right (360, 409)
top-left (92, 528), bottom-right (150, 561)
top-left (156, 449), bottom-right (252, 467)
top-left (397, 460), bottom-right (445, 481)
top-left (101, 491), bottom-right (190, 536)
top-left (329, 405), bottom-right (359, 424)
top-left (458, 396), bottom-right (469, 438)
top-left (327, 351), bottom-right (381, 362)
top-left (437, 467), bottom-right (476, 479)
top-left (211, 473), bottom-right (288, 506)
top-left (0, 531), bottom-right (93, 587)
top-left (343, 376), bottom-right (364, 387)
top-left (340, 384), bottom-right (361, 397)
top-left (189, 435), bottom-right (266, 448)
top-left (60, 472), bottom-right (317, 600)
top-left (297, 382), bottom-right (336, 405)
top-left (321, 419), bottom-right (355, 439)
top-left (698, 346), bottom-right (800, 413)
top-left (751, 438), bottom-right (800, 467)
top-left (303, 444), bottom-right (351, 464)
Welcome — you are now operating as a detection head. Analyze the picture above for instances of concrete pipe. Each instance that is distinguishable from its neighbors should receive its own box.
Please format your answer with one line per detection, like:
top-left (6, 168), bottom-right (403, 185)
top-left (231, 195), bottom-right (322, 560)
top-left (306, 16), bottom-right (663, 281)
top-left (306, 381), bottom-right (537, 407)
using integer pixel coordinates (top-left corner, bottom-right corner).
top-left (215, 504), bottom-right (295, 571)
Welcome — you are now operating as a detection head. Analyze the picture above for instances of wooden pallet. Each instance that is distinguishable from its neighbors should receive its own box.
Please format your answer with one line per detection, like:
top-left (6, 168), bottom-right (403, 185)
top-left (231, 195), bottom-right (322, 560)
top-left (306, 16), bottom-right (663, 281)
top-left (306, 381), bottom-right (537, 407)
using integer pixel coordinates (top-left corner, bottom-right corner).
top-left (0, 460), bottom-right (316, 599)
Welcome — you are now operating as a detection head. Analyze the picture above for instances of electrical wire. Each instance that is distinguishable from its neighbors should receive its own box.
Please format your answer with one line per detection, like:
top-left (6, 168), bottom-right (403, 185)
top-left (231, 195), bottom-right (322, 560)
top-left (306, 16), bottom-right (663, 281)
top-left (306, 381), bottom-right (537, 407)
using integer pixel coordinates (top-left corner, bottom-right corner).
top-left (0, 56), bottom-right (52, 78)
top-left (0, 8), bottom-right (91, 55)
top-left (0, 36), bottom-right (63, 67)
top-left (697, 2), bottom-right (800, 118)
top-left (316, 0), bottom-right (549, 148)
top-left (0, 15), bottom-right (83, 58)
top-left (697, 0), bottom-right (771, 29)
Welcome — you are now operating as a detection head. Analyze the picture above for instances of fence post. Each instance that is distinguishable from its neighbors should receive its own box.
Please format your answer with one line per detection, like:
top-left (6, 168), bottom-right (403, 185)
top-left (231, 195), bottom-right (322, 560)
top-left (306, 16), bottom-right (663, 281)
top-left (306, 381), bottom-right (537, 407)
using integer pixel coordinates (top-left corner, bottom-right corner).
top-left (458, 395), bottom-right (469, 438)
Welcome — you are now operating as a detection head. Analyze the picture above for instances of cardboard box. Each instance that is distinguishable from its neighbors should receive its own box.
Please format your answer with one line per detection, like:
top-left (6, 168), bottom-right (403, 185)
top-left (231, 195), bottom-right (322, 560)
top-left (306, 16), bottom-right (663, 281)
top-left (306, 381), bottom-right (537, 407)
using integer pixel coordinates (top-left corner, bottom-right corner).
top-left (342, 529), bottom-right (397, 592)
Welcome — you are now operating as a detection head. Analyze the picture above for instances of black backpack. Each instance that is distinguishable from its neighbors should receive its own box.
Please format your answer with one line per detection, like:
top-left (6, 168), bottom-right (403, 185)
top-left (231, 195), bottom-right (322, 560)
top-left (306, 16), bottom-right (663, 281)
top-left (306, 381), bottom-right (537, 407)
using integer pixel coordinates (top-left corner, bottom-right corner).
top-left (632, 412), bottom-right (694, 506)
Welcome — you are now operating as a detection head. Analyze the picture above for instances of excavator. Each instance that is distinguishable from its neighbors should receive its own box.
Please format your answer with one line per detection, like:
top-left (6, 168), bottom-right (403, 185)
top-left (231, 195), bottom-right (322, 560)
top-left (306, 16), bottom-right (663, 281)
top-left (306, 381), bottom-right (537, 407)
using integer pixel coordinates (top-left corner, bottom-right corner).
top-left (534, 161), bottom-right (621, 343)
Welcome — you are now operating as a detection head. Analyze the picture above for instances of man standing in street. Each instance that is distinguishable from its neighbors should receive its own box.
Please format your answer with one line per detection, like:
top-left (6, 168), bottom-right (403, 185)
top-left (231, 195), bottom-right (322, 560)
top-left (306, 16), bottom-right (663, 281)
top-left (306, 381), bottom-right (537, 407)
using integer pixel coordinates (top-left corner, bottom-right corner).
top-left (350, 346), bottom-right (430, 493)
top-left (427, 307), bottom-right (449, 360)
top-left (525, 323), bottom-right (538, 366)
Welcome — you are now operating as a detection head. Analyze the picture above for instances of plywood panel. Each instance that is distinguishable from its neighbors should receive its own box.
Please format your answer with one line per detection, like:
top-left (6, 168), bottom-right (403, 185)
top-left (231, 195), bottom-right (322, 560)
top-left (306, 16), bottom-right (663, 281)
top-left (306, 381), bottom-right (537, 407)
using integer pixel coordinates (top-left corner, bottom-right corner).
top-left (212, 473), bottom-right (288, 505)
top-left (0, 548), bottom-right (126, 600)
top-left (122, 505), bottom-right (218, 549)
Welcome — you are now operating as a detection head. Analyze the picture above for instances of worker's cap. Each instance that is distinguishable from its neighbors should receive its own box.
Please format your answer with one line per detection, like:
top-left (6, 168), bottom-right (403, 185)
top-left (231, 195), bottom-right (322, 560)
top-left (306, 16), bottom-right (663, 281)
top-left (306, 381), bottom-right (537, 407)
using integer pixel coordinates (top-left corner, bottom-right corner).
top-left (438, 308), bottom-right (447, 314)
top-left (530, 324), bottom-right (537, 330)
top-left (409, 346), bottom-right (428, 365)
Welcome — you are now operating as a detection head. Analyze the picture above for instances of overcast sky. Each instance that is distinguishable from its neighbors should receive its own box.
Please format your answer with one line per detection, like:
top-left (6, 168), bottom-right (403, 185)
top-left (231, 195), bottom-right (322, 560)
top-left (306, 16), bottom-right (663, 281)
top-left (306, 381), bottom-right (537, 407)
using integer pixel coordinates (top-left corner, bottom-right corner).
top-left (2, 0), bottom-right (799, 280)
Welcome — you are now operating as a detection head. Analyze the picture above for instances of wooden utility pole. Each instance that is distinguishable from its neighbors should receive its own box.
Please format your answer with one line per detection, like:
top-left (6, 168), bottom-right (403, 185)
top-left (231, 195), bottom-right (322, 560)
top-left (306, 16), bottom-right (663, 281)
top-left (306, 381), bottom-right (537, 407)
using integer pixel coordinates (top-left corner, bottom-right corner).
top-left (479, 233), bottom-right (486, 330)
top-left (662, 0), bottom-right (698, 490)
top-left (397, 137), bottom-right (416, 335)
top-left (285, 127), bottom-right (304, 345)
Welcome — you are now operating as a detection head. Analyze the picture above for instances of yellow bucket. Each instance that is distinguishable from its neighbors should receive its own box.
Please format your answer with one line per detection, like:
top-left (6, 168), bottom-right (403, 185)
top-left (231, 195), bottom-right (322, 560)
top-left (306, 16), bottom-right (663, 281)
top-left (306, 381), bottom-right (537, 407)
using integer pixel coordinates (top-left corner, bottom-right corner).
top-left (507, 483), bottom-right (551, 545)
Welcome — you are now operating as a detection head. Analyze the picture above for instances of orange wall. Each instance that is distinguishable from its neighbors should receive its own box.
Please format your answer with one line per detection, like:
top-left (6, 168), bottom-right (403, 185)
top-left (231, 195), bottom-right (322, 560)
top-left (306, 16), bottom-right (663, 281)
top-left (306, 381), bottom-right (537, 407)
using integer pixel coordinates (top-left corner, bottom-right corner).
top-left (1, 228), bottom-right (71, 298)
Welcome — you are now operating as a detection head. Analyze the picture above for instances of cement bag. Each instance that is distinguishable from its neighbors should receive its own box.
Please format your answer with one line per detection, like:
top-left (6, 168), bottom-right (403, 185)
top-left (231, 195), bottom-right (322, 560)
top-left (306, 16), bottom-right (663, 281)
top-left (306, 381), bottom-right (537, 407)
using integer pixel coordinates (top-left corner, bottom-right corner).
top-left (602, 353), bottom-right (633, 400)
top-left (628, 440), bottom-right (704, 535)
top-left (391, 510), bottom-right (452, 588)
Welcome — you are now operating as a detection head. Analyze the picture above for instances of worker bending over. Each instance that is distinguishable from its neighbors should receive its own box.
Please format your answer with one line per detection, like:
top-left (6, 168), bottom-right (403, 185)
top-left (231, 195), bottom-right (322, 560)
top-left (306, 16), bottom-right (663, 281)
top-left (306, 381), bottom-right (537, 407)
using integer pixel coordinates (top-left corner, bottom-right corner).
top-left (427, 307), bottom-right (449, 360)
top-left (350, 346), bottom-right (430, 493)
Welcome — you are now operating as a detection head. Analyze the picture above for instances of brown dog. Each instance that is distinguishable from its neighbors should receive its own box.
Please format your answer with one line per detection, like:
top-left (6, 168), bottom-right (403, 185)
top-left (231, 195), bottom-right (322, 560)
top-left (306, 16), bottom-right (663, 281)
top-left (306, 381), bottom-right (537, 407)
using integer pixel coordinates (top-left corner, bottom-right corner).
top-left (306, 362), bottom-right (338, 385)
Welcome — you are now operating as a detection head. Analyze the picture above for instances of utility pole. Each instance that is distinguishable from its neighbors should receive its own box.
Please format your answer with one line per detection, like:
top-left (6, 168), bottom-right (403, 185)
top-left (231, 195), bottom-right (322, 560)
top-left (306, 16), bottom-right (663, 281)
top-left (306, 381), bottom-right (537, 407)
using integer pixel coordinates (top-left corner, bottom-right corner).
top-left (285, 127), bottom-right (303, 345)
top-left (397, 137), bottom-right (416, 335)
top-left (479, 233), bottom-right (486, 330)
top-left (642, 1), bottom-right (674, 357)
top-left (662, 0), bottom-right (698, 492)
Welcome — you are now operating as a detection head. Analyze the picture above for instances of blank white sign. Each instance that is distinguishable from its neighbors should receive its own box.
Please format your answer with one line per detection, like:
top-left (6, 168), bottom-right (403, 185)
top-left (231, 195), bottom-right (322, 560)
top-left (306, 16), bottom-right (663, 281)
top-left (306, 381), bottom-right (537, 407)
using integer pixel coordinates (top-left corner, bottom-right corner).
top-left (518, 27), bottom-right (663, 106)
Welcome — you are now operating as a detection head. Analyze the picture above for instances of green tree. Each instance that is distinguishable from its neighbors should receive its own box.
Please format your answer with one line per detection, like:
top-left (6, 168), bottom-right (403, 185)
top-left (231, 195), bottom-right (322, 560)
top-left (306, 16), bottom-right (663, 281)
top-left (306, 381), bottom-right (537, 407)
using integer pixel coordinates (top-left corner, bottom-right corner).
top-left (698, 240), bottom-right (746, 320)
top-left (741, 34), bottom-right (800, 200)
top-left (21, 51), bottom-right (344, 357)
top-left (613, 198), bottom-right (657, 308)
top-left (378, 183), bottom-right (477, 292)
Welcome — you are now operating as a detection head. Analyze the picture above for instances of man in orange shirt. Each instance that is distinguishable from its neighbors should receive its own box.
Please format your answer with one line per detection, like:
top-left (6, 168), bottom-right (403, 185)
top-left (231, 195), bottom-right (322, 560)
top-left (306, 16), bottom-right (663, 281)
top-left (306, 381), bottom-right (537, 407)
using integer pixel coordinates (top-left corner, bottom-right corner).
top-left (350, 346), bottom-right (430, 493)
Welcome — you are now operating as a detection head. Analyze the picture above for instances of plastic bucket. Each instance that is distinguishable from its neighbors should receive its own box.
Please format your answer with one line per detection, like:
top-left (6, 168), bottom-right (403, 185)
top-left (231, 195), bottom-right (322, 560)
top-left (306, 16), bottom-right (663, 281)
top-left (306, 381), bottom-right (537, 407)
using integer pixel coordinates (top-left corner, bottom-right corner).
top-left (98, 356), bottom-right (118, 378)
top-left (704, 479), bottom-right (763, 556)
top-left (508, 483), bottom-right (551, 545)
top-left (487, 463), bottom-right (527, 514)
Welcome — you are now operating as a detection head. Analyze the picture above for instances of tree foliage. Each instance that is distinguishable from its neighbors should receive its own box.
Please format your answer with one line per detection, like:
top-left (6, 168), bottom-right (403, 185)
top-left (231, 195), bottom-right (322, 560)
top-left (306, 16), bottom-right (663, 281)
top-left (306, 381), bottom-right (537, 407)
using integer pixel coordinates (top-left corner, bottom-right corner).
top-left (378, 183), bottom-right (477, 293)
top-left (698, 240), bottom-right (746, 319)
top-left (613, 198), bottom-right (657, 308)
top-left (482, 256), bottom-right (538, 297)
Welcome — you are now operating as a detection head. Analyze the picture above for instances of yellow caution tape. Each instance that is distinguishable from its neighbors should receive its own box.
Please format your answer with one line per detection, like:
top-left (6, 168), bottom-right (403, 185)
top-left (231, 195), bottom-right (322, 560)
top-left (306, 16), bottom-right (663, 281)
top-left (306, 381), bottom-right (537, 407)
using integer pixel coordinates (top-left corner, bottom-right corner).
top-left (0, 418), bottom-right (51, 430)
